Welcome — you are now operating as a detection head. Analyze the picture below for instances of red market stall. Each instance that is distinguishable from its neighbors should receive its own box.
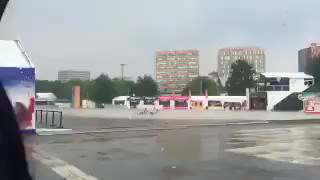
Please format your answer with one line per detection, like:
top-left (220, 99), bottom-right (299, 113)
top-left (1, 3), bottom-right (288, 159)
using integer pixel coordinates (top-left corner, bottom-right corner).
top-left (158, 96), bottom-right (190, 110)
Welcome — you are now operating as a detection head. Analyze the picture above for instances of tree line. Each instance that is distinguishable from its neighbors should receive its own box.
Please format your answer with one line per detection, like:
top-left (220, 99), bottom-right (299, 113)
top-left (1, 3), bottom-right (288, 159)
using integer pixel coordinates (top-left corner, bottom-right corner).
top-left (36, 74), bottom-right (159, 104)
top-left (182, 60), bottom-right (256, 96)
top-left (307, 56), bottom-right (320, 85)
top-left (36, 60), bottom-right (259, 104)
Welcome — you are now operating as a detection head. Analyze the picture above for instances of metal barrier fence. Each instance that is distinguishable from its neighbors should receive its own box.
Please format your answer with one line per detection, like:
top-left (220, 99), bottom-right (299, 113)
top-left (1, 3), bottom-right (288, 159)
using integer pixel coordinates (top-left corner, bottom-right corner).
top-left (35, 109), bottom-right (63, 128)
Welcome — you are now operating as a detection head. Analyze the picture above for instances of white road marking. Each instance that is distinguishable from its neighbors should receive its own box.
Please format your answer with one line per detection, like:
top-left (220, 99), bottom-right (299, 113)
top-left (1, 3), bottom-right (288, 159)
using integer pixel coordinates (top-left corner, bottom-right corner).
top-left (32, 147), bottom-right (98, 180)
top-left (36, 127), bottom-right (187, 136)
top-left (36, 128), bottom-right (73, 132)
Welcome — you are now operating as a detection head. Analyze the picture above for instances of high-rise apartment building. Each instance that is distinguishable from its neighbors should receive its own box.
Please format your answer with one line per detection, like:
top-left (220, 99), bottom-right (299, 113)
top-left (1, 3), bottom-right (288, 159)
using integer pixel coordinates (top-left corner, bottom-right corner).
top-left (156, 50), bottom-right (199, 94)
top-left (217, 47), bottom-right (265, 85)
top-left (58, 70), bottom-right (90, 82)
top-left (298, 43), bottom-right (320, 74)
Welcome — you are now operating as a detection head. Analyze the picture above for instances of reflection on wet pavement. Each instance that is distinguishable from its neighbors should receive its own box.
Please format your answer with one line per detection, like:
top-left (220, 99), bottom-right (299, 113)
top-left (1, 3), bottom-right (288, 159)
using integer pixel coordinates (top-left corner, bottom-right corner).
top-left (156, 129), bottom-right (202, 161)
top-left (31, 124), bottom-right (320, 179)
top-left (226, 125), bottom-right (320, 166)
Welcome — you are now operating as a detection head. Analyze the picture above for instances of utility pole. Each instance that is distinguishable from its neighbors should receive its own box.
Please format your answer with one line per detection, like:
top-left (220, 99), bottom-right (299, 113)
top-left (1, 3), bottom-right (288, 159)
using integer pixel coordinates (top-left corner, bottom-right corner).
top-left (120, 64), bottom-right (126, 80)
top-left (200, 79), bottom-right (203, 95)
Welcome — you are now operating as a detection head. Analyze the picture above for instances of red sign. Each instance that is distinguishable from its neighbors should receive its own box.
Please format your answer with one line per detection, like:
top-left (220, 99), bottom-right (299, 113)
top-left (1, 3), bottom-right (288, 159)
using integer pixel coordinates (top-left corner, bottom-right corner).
top-left (158, 96), bottom-right (190, 101)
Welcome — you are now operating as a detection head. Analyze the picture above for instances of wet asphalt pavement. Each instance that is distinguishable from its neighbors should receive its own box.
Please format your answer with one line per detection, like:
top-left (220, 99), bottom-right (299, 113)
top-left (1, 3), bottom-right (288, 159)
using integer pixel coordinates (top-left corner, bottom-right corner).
top-left (29, 123), bottom-right (320, 180)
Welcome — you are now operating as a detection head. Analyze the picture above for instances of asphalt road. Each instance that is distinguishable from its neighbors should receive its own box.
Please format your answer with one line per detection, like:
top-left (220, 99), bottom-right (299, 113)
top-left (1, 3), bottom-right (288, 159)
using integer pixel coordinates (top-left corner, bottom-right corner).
top-left (28, 123), bottom-right (320, 180)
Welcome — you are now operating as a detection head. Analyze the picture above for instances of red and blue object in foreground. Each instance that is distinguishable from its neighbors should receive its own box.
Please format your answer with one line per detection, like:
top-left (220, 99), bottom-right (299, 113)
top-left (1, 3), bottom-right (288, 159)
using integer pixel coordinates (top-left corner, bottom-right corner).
top-left (0, 81), bottom-right (32, 180)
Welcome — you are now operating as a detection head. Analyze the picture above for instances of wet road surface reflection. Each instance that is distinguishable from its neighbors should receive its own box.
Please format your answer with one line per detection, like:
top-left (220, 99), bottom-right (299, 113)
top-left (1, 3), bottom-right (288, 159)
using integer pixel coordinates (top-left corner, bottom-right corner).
top-left (31, 124), bottom-right (320, 180)
top-left (226, 125), bottom-right (320, 166)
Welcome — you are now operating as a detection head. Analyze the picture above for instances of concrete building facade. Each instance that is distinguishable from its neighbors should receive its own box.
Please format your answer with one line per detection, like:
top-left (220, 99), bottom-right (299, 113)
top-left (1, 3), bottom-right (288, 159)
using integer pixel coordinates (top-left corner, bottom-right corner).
top-left (298, 43), bottom-right (320, 74)
top-left (217, 47), bottom-right (265, 85)
top-left (156, 50), bottom-right (199, 94)
top-left (58, 70), bottom-right (90, 82)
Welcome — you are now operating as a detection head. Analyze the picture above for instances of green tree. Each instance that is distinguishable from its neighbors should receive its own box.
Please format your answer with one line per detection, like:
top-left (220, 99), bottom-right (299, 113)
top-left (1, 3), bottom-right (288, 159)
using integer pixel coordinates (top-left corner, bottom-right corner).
top-left (36, 80), bottom-right (66, 98)
top-left (182, 77), bottom-right (219, 96)
top-left (133, 75), bottom-right (158, 96)
top-left (208, 71), bottom-right (224, 93)
top-left (112, 78), bottom-right (135, 96)
top-left (309, 57), bottom-right (320, 84)
top-left (36, 80), bottom-right (52, 93)
top-left (91, 74), bottom-right (115, 103)
top-left (80, 80), bottom-right (95, 100)
top-left (36, 80), bottom-right (94, 100)
top-left (226, 60), bottom-right (256, 96)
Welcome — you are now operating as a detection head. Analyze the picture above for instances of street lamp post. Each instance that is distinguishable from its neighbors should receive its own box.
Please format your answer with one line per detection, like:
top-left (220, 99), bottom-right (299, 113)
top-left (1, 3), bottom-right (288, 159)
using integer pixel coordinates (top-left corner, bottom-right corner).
top-left (200, 79), bottom-right (203, 95)
top-left (120, 64), bottom-right (126, 80)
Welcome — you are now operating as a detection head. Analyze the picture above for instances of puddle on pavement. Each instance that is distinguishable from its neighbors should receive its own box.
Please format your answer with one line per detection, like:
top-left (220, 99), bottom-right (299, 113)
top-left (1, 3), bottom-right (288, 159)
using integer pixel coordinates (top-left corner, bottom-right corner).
top-left (97, 156), bottom-right (112, 161)
top-left (96, 148), bottom-right (150, 160)
top-left (161, 166), bottom-right (194, 178)
top-left (48, 137), bottom-right (112, 144)
top-left (47, 134), bottom-right (113, 144)
top-left (225, 126), bottom-right (320, 166)
top-left (156, 129), bottom-right (203, 161)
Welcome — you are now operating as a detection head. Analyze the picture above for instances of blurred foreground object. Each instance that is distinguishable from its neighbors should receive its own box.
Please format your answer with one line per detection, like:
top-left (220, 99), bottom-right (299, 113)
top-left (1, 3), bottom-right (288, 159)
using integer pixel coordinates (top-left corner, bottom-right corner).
top-left (0, 82), bottom-right (32, 180)
top-left (0, 0), bottom-right (9, 20)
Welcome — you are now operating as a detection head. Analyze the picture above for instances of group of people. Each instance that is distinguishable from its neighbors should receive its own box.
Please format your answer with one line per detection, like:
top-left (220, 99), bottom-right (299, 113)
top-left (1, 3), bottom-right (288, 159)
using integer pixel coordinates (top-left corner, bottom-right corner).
top-left (137, 107), bottom-right (159, 115)
top-left (223, 101), bottom-right (247, 111)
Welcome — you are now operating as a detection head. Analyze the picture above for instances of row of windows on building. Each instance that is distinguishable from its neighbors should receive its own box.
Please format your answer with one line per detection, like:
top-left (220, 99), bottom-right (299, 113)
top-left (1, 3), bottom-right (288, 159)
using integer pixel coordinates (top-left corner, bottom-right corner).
top-left (157, 61), bottom-right (198, 65)
top-left (157, 70), bottom-right (198, 74)
top-left (156, 64), bottom-right (198, 68)
top-left (160, 86), bottom-right (187, 90)
top-left (157, 54), bottom-right (198, 57)
top-left (157, 74), bottom-right (198, 78)
top-left (157, 56), bottom-right (198, 59)
top-left (158, 79), bottom-right (192, 83)
top-left (160, 83), bottom-right (188, 87)
top-left (157, 66), bottom-right (199, 69)
top-left (219, 55), bottom-right (264, 61)
top-left (160, 83), bottom-right (191, 87)
top-left (157, 76), bottom-right (196, 80)
top-left (221, 50), bottom-right (264, 56)
top-left (157, 66), bottom-right (199, 70)
top-left (219, 68), bottom-right (264, 75)
top-left (220, 63), bottom-right (265, 70)
top-left (219, 65), bottom-right (265, 71)
top-left (219, 60), bottom-right (264, 66)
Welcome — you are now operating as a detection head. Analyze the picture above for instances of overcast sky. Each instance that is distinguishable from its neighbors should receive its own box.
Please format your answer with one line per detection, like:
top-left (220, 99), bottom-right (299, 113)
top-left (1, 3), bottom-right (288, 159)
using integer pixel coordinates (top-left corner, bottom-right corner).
top-left (1, 0), bottom-right (320, 80)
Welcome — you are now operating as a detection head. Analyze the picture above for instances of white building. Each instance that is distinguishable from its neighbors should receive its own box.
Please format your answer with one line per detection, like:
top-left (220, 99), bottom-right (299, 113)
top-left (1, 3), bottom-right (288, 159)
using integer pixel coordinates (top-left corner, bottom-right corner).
top-left (36, 92), bottom-right (57, 105)
top-left (217, 47), bottom-right (265, 85)
top-left (252, 72), bottom-right (314, 111)
top-left (58, 70), bottom-right (90, 82)
top-left (112, 96), bottom-right (129, 106)
top-left (190, 96), bottom-right (246, 110)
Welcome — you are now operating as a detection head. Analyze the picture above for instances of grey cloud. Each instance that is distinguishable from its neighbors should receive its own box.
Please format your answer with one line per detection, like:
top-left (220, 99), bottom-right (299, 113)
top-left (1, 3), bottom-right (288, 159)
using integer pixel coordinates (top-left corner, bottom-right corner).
top-left (0, 0), bottom-right (320, 80)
